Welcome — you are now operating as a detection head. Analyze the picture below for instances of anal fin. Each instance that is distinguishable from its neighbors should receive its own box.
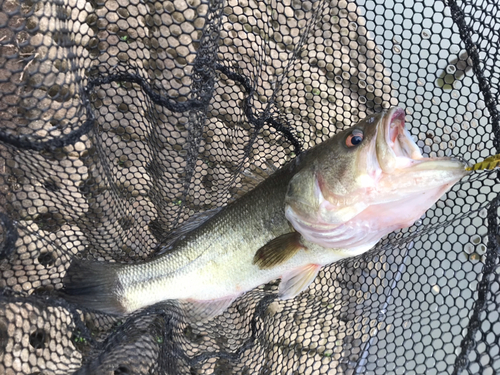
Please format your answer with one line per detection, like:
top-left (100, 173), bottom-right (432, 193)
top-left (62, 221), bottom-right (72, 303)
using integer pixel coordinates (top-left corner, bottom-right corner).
top-left (278, 264), bottom-right (321, 300)
top-left (180, 296), bottom-right (237, 323)
top-left (253, 232), bottom-right (303, 269)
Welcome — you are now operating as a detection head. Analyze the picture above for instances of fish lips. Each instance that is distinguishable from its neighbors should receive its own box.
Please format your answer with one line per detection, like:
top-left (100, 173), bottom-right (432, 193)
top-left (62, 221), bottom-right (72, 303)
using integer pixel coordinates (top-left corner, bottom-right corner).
top-left (377, 107), bottom-right (468, 175)
top-left (376, 107), bottom-right (421, 172)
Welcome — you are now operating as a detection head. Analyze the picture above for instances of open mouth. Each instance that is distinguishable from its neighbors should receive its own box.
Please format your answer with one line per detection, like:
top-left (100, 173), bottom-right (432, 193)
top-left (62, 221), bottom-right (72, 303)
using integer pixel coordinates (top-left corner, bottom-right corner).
top-left (385, 107), bottom-right (424, 161)
top-left (381, 107), bottom-right (467, 172)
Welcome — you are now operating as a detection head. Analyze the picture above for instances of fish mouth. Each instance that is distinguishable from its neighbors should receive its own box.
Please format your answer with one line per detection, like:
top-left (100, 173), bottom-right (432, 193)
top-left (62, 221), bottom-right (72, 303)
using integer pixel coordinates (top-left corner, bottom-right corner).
top-left (378, 107), bottom-right (467, 173)
top-left (385, 108), bottom-right (422, 161)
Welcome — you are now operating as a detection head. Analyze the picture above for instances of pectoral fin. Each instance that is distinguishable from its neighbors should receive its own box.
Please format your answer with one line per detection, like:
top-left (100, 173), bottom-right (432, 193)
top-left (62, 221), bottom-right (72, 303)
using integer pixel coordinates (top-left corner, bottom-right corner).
top-left (278, 264), bottom-right (321, 300)
top-left (253, 232), bottom-right (303, 269)
top-left (180, 296), bottom-right (237, 322)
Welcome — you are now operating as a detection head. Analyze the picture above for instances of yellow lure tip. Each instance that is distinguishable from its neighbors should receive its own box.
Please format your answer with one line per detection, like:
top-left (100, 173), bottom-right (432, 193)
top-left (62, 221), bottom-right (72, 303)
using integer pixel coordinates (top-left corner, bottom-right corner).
top-left (465, 154), bottom-right (500, 171)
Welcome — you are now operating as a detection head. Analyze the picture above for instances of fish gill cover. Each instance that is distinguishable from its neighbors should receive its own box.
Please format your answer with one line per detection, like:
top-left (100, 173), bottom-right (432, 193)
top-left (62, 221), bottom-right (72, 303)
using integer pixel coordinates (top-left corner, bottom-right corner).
top-left (0, 0), bottom-right (499, 374)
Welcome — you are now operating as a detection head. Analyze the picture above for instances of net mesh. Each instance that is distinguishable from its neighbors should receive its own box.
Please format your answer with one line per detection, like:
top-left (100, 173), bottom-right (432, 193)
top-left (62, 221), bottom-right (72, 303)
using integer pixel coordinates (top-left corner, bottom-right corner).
top-left (1, 0), bottom-right (499, 374)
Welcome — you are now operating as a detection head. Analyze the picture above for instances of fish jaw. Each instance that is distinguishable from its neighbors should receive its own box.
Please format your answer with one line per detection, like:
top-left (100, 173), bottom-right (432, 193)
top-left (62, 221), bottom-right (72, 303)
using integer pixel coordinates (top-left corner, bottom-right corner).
top-left (376, 107), bottom-right (424, 173)
top-left (372, 106), bottom-right (469, 205)
top-left (285, 107), bottom-right (470, 250)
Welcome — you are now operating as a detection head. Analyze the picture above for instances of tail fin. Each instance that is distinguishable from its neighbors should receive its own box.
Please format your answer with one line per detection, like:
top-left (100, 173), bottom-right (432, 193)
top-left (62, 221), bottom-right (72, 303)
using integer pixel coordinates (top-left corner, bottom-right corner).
top-left (62, 259), bottom-right (126, 315)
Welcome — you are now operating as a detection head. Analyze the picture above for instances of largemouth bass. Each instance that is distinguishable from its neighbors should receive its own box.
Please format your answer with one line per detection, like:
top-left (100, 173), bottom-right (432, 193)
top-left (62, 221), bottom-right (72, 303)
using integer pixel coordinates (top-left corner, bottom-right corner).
top-left (63, 107), bottom-right (469, 321)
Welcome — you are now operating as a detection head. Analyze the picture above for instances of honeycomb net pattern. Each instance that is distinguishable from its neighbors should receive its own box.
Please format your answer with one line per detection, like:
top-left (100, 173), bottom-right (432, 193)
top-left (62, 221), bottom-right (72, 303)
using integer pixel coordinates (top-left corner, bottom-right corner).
top-left (0, 0), bottom-right (499, 374)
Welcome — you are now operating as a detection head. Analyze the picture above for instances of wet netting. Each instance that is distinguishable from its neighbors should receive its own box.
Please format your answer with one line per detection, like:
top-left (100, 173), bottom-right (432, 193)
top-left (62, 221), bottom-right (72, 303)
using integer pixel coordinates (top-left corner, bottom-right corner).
top-left (0, 0), bottom-right (499, 374)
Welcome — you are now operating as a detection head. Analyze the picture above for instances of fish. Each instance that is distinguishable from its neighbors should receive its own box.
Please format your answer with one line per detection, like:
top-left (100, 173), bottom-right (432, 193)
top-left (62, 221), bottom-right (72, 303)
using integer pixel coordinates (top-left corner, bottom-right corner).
top-left (62, 107), bottom-right (469, 321)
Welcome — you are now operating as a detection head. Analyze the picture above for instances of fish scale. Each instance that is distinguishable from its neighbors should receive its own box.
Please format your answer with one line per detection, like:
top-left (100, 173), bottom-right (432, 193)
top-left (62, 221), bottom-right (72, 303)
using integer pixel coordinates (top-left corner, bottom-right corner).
top-left (112, 164), bottom-right (295, 310)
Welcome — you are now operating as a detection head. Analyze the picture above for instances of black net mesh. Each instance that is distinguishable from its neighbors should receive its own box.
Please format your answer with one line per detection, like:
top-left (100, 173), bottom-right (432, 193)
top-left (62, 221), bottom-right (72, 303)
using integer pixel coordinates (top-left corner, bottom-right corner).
top-left (1, 0), bottom-right (499, 374)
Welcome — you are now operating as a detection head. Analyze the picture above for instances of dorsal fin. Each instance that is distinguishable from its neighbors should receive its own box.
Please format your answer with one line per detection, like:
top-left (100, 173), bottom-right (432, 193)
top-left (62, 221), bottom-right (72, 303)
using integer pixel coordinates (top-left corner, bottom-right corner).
top-left (155, 207), bottom-right (223, 255)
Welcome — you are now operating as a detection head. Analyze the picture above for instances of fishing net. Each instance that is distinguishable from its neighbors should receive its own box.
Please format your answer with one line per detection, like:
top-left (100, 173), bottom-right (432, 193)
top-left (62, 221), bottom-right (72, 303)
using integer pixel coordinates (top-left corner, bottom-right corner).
top-left (1, 0), bottom-right (499, 373)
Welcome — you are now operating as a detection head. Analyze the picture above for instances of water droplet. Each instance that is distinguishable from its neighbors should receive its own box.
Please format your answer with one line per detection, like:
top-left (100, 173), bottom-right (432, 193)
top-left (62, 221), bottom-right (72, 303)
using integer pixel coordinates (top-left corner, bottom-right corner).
top-left (349, 21), bottom-right (358, 31)
top-left (393, 45), bottom-right (402, 54)
top-left (342, 71), bottom-right (350, 80)
top-left (415, 96), bottom-right (423, 104)
top-left (378, 309), bottom-right (387, 320)
top-left (471, 235), bottom-right (481, 245)
top-left (403, 320), bottom-right (411, 329)
top-left (477, 244), bottom-right (487, 255)
top-left (432, 285), bottom-right (440, 294)
top-left (334, 76), bottom-right (342, 84)
top-left (392, 36), bottom-right (401, 45)
top-left (479, 208), bottom-right (487, 218)
top-left (446, 64), bottom-right (457, 74)
top-left (417, 79), bottom-right (425, 87)
top-left (422, 29), bottom-right (431, 39)
top-left (367, 85), bottom-right (374, 93)
top-left (359, 80), bottom-right (366, 89)
top-left (469, 253), bottom-right (480, 261)
top-left (464, 243), bottom-right (474, 254)
top-left (359, 96), bottom-right (367, 104)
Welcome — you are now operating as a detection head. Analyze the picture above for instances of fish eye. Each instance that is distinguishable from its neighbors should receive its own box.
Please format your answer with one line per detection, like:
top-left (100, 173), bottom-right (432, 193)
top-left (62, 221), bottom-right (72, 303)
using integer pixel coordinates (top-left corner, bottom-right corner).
top-left (345, 129), bottom-right (364, 147)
